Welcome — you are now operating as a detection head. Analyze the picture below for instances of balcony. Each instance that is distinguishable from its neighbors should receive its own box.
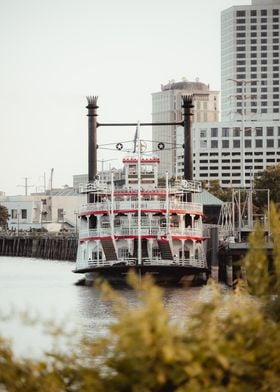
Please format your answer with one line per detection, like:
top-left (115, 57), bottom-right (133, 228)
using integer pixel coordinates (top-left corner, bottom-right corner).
top-left (79, 200), bottom-right (203, 215)
top-left (79, 226), bottom-right (204, 240)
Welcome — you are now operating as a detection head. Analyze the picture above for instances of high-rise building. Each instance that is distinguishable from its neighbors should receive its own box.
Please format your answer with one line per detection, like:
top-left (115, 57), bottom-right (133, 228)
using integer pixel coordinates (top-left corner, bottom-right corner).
top-left (221, 0), bottom-right (280, 122)
top-left (152, 80), bottom-right (219, 177)
top-left (177, 0), bottom-right (280, 189)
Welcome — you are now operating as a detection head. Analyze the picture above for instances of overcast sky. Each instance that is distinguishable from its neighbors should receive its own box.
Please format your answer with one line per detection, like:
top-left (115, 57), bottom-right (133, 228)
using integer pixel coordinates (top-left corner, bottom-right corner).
top-left (0, 0), bottom-right (251, 195)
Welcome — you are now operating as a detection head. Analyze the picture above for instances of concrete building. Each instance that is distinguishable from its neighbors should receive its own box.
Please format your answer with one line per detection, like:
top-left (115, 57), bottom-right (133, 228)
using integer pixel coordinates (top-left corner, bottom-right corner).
top-left (176, 121), bottom-right (280, 187)
top-left (0, 192), bottom-right (85, 232)
top-left (175, 0), bottom-right (280, 188)
top-left (152, 79), bottom-right (219, 177)
top-left (221, 0), bottom-right (280, 122)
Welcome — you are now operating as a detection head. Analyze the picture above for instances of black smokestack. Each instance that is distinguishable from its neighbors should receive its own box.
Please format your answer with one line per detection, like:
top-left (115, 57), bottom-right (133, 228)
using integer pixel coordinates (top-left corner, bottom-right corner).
top-left (182, 95), bottom-right (194, 181)
top-left (86, 96), bottom-right (98, 183)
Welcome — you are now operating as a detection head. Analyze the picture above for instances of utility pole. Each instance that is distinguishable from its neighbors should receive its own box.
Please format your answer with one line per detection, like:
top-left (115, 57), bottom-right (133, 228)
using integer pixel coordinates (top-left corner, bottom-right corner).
top-left (17, 177), bottom-right (34, 196)
top-left (227, 78), bottom-right (256, 188)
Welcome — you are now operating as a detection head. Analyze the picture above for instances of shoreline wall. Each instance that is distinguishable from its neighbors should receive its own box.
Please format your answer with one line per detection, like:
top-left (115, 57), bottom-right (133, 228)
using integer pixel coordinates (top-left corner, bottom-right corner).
top-left (0, 234), bottom-right (78, 261)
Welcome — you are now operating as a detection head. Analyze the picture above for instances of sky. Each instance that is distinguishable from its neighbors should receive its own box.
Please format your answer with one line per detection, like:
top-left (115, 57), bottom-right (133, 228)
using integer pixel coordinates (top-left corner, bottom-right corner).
top-left (0, 0), bottom-right (251, 195)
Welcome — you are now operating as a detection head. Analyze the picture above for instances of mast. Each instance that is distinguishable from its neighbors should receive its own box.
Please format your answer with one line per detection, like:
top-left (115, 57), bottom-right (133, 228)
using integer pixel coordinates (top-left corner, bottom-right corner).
top-left (137, 121), bottom-right (142, 266)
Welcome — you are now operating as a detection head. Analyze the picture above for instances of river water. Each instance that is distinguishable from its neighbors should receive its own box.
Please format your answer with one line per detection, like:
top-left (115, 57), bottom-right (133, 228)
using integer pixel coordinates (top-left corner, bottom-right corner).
top-left (0, 256), bottom-right (209, 358)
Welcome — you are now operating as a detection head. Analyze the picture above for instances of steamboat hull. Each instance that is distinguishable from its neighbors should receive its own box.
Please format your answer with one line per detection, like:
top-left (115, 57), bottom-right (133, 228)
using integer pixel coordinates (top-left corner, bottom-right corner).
top-left (74, 264), bottom-right (208, 286)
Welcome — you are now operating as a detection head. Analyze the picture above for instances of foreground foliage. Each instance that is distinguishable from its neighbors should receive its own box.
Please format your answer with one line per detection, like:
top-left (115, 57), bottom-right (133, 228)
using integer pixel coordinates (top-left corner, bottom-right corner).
top-left (1, 208), bottom-right (280, 391)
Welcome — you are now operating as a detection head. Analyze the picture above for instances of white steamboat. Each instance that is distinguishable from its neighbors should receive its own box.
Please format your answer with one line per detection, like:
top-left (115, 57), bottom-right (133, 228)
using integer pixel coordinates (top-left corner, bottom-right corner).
top-left (74, 96), bottom-right (208, 284)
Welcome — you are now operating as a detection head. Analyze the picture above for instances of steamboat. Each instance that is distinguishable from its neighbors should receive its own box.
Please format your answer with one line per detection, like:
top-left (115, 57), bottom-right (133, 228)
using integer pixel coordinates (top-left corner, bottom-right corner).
top-left (74, 96), bottom-right (208, 285)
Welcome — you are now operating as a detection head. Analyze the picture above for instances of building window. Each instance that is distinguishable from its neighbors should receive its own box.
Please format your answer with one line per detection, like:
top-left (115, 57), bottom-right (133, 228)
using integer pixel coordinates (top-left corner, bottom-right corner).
top-left (11, 209), bottom-right (18, 219)
top-left (211, 140), bottom-right (218, 148)
top-left (245, 127), bottom-right (252, 136)
top-left (57, 209), bottom-right (64, 222)
top-left (236, 10), bottom-right (245, 17)
top-left (222, 128), bottom-right (230, 137)
top-left (267, 127), bottom-right (274, 136)
top-left (211, 128), bottom-right (218, 137)
top-left (222, 140), bottom-right (229, 148)
top-left (200, 140), bottom-right (207, 148)
top-left (256, 140), bottom-right (263, 148)
top-left (233, 140), bottom-right (240, 148)
top-left (200, 129), bottom-right (207, 138)
top-left (261, 10), bottom-right (267, 16)
top-left (267, 140), bottom-right (274, 148)
top-left (273, 9), bottom-right (279, 16)
top-left (245, 140), bottom-right (252, 148)
top-left (251, 10), bottom-right (257, 16)
top-left (256, 127), bottom-right (263, 136)
top-left (233, 127), bottom-right (240, 137)
top-left (21, 209), bottom-right (27, 219)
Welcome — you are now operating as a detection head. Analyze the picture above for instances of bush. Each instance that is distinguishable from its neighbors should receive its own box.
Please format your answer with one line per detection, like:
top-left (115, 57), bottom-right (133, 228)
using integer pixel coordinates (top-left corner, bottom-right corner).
top-left (1, 207), bottom-right (280, 391)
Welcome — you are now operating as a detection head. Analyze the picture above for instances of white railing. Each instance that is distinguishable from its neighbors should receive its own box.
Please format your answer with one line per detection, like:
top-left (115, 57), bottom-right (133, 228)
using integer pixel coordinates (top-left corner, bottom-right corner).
top-left (79, 200), bottom-right (203, 214)
top-left (79, 181), bottom-right (109, 194)
top-left (177, 179), bottom-right (202, 193)
top-left (77, 256), bottom-right (207, 269)
top-left (79, 227), bottom-right (204, 239)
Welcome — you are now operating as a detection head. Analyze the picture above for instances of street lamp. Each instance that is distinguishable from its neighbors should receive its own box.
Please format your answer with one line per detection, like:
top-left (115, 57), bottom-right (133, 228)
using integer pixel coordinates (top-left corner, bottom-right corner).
top-left (227, 78), bottom-right (256, 188)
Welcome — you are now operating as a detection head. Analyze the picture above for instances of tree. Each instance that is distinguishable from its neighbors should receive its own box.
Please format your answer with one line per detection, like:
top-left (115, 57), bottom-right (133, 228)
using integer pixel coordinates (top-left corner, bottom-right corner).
top-left (205, 180), bottom-right (232, 202)
top-left (253, 164), bottom-right (280, 207)
top-left (0, 205), bottom-right (8, 229)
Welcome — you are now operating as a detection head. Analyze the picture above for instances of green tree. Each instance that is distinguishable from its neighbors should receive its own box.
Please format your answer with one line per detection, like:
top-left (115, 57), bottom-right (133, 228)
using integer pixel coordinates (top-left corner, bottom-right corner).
top-left (205, 180), bottom-right (232, 202)
top-left (0, 205), bottom-right (8, 229)
top-left (254, 164), bottom-right (280, 207)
